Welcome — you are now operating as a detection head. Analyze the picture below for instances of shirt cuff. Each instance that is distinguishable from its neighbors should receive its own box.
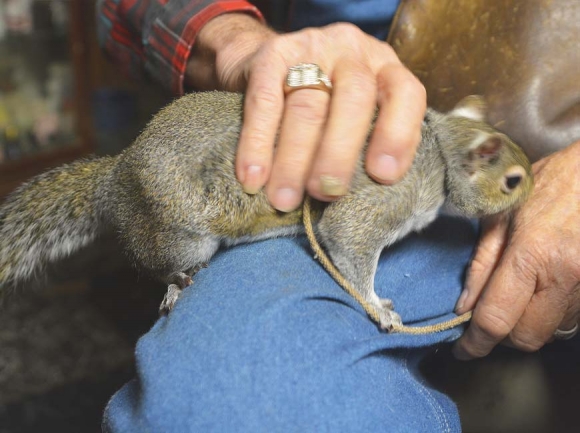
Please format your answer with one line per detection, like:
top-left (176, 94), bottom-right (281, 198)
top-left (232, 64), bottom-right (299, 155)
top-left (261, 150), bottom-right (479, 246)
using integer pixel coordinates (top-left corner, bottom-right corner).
top-left (146, 1), bottom-right (264, 95)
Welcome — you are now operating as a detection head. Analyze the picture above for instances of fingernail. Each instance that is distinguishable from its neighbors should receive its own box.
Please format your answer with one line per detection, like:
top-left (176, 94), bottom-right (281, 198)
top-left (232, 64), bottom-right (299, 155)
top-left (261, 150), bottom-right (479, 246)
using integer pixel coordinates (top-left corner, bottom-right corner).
top-left (455, 289), bottom-right (469, 313)
top-left (370, 154), bottom-right (399, 182)
top-left (273, 187), bottom-right (300, 212)
top-left (319, 175), bottom-right (348, 197)
top-left (242, 165), bottom-right (264, 195)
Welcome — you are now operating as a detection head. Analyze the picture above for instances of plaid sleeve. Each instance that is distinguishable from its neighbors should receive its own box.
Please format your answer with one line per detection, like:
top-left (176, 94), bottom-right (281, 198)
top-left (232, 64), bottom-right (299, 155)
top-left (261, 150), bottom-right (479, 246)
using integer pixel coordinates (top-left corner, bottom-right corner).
top-left (97, 0), bottom-right (264, 95)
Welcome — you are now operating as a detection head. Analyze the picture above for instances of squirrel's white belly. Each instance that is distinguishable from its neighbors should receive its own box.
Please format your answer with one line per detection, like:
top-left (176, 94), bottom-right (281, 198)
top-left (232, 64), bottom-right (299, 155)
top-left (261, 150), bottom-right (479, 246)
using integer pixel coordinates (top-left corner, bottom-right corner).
top-left (386, 206), bottom-right (442, 246)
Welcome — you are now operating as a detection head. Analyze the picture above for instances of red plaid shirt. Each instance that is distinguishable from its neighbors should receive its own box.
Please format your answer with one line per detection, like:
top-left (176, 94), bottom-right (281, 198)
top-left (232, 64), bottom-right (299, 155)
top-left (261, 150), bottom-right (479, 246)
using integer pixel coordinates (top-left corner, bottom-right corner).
top-left (97, 0), bottom-right (264, 95)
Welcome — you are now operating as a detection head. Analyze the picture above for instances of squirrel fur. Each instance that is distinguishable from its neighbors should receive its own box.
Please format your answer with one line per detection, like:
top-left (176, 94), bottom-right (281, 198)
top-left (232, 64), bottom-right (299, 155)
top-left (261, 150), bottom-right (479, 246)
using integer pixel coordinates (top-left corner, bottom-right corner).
top-left (0, 91), bottom-right (533, 329)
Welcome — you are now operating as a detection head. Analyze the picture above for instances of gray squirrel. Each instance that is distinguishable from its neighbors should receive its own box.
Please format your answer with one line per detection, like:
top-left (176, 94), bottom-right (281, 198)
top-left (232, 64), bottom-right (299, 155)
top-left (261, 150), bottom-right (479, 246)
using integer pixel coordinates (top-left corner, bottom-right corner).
top-left (0, 91), bottom-right (532, 330)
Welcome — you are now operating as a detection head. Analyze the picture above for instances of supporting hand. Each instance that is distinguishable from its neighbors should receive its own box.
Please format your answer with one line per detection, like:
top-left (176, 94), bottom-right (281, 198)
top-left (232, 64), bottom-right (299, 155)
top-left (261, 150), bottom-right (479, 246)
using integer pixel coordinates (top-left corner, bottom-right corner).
top-left (454, 141), bottom-right (580, 359)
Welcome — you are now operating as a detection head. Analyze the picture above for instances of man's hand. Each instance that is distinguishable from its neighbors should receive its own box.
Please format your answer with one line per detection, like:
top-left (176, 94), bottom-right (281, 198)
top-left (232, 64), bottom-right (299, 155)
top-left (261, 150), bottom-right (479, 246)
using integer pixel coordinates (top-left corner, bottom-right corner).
top-left (187, 14), bottom-right (426, 212)
top-left (453, 141), bottom-right (580, 360)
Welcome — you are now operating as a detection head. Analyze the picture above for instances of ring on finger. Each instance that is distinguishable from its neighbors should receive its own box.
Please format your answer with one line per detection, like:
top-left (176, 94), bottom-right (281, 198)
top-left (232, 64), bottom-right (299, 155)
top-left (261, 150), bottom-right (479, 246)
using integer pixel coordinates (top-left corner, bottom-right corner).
top-left (284, 63), bottom-right (333, 95)
top-left (553, 322), bottom-right (579, 340)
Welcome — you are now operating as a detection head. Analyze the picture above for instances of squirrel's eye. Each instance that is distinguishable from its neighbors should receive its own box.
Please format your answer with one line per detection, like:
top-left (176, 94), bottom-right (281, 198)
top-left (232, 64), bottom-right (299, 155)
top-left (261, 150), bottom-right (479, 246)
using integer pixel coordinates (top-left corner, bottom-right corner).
top-left (505, 175), bottom-right (522, 190)
top-left (501, 174), bottom-right (522, 194)
top-left (501, 165), bottom-right (527, 194)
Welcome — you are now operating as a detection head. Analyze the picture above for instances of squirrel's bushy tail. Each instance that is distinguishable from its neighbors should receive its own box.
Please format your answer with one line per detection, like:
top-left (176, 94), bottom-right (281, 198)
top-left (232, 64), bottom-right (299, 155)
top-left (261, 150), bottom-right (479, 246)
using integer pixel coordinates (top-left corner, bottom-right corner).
top-left (0, 156), bottom-right (117, 294)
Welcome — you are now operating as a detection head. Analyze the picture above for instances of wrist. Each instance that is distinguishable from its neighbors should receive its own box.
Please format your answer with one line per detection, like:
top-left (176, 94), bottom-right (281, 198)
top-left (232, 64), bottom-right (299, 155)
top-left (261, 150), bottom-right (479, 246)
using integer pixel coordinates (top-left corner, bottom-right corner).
top-left (185, 13), bottom-right (275, 91)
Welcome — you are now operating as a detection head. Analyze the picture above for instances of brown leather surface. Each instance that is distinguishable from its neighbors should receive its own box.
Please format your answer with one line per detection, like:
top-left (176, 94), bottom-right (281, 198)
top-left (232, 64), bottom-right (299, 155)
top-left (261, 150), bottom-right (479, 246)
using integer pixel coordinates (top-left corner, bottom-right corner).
top-left (388, 0), bottom-right (580, 161)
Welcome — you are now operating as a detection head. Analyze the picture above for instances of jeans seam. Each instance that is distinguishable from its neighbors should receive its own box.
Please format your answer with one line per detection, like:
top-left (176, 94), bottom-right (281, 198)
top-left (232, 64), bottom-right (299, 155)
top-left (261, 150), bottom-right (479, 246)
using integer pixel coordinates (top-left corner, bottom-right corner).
top-left (403, 353), bottom-right (451, 433)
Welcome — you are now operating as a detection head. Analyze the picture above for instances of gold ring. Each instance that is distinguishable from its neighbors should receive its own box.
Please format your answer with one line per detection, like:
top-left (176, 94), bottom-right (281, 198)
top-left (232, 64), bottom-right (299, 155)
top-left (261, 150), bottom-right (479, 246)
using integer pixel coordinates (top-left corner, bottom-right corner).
top-left (284, 63), bottom-right (332, 94)
top-left (554, 322), bottom-right (579, 340)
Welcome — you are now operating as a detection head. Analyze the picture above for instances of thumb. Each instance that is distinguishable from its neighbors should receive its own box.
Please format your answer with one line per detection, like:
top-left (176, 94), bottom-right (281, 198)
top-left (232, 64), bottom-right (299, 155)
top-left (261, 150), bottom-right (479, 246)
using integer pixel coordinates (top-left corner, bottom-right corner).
top-left (455, 214), bottom-right (510, 314)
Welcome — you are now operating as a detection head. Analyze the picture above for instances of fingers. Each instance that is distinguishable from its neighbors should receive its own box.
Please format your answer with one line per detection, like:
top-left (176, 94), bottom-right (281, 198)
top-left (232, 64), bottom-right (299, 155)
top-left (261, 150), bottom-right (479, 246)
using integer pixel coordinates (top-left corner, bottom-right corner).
top-left (234, 24), bottom-right (427, 211)
top-left (501, 282), bottom-right (580, 348)
top-left (452, 247), bottom-right (538, 360)
top-left (558, 303), bottom-right (580, 333)
top-left (456, 214), bottom-right (510, 314)
top-left (366, 63), bottom-right (426, 184)
top-left (508, 284), bottom-right (568, 349)
top-left (267, 57), bottom-right (376, 208)
top-left (235, 54), bottom-right (287, 195)
top-left (524, 280), bottom-right (580, 344)
top-left (306, 58), bottom-right (377, 201)
top-left (265, 88), bottom-right (331, 211)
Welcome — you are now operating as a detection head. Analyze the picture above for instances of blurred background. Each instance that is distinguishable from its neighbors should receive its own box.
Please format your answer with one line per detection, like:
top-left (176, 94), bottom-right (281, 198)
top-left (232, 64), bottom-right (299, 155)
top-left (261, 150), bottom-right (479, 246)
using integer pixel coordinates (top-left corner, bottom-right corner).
top-left (0, 0), bottom-right (171, 196)
top-left (0, 1), bottom-right (171, 432)
top-left (0, 1), bottom-right (579, 433)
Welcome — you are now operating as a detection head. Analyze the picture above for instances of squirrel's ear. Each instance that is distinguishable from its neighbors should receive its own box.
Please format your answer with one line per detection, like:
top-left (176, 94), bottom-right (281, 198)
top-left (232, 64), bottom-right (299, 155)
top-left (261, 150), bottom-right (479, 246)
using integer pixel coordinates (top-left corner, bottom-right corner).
top-left (450, 95), bottom-right (487, 122)
top-left (464, 134), bottom-right (503, 176)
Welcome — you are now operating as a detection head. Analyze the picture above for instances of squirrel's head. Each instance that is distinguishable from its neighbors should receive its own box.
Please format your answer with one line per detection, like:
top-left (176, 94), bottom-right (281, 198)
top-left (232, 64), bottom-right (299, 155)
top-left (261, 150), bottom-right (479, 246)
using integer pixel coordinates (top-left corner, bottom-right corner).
top-left (438, 96), bottom-right (533, 218)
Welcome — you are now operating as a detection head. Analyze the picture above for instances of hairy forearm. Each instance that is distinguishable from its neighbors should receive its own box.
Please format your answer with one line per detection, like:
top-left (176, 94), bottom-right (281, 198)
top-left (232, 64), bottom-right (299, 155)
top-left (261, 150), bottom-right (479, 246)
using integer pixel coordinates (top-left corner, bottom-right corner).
top-left (185, 13), bottom-right (275, 91)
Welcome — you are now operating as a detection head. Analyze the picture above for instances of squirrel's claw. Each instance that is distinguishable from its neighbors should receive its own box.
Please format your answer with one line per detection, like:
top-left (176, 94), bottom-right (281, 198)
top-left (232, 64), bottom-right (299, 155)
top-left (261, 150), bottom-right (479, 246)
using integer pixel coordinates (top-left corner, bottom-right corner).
top-left (377, 303), bottom-right (402, 331)
top-left (159, 284), bottom-right (182, 315)
top-left (158, 272), bottom-right (195, 316)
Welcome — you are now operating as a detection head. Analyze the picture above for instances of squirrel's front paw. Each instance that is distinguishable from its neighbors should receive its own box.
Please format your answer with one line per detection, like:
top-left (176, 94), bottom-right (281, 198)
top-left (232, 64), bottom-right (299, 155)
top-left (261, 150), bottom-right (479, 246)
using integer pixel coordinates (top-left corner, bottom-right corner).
top-left (159, 284), bottom-right (182, 316)
top-left (377, 304), bottom-right (402, 332)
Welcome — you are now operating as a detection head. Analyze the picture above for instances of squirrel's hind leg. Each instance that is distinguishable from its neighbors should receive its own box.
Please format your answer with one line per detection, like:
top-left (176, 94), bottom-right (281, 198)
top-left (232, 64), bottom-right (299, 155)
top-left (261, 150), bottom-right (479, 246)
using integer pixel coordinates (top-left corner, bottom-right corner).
top-left (317, 221), bottom-right (402, 330)
top-left (159, 264), bottom-right (209, 315)
top-left (147, 235), bottom-right (218, 316)
top-left (159, 283), bottom-right (184, 315)
top-left (159, 272), bottom-right (191, 315)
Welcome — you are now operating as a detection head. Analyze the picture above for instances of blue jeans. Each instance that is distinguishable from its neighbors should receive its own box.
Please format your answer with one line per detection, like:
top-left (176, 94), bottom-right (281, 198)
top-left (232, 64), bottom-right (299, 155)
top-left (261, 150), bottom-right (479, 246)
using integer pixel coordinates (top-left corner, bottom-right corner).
top-left (103, 216), bottom-right (477, 432)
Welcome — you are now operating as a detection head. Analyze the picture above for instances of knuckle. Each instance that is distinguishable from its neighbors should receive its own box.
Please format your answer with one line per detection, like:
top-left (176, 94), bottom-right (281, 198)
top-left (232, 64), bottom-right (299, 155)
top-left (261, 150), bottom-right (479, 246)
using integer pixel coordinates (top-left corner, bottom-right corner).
top-left (460, 343), bottom-right (489, 359)
top-left (399, 72), bottom-right (426, 100)
top-left (259, 36), bottom-right (290, 58)
top-left (510, 333), bottom-right (545, 352)
top-left (413, 76), bottom-right (427, 98)
top-left (475, 307), bottom-right (513, 341)
top-left (278, 27), bottom-right (326, 51)
top-left (469, 251), bottom-right (492, 274)
top-left (339, 24), bottom-right (365, 43)
top-left (342, 66), bottom-right (376, 96)
top-left (301, 27), bottom-right (325, 42)
top-left (248, 85), bottom-right (281, 111)
top-left (509, 244), bottom-right (540, 279)
top-left (551, 288), bottom-right (571, 312)
top-left (327, 22), bottom-right (364, 39)
top-left (382, 42), bottom-right (397, 57)
top-left (469, 256), bottom-right (491, 276)
top-left (534, 239), bottom-right (561, 265)
top-left (326, 23), bottom-right (370, 53)
top-left (470, 239), bottom-right (503, 275)
top-left (381, 127), bottom-right (421, 156)
top-left (377, 67), bottom-right (425, 108)
top-left (240, 123), bottom-right (276, 154)
top-left (285, 94), bottom-right (328, 125)
top-left (370, 43), bottom-right (399, 67)
top-left (242, 128), bottom-right (274, 153)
